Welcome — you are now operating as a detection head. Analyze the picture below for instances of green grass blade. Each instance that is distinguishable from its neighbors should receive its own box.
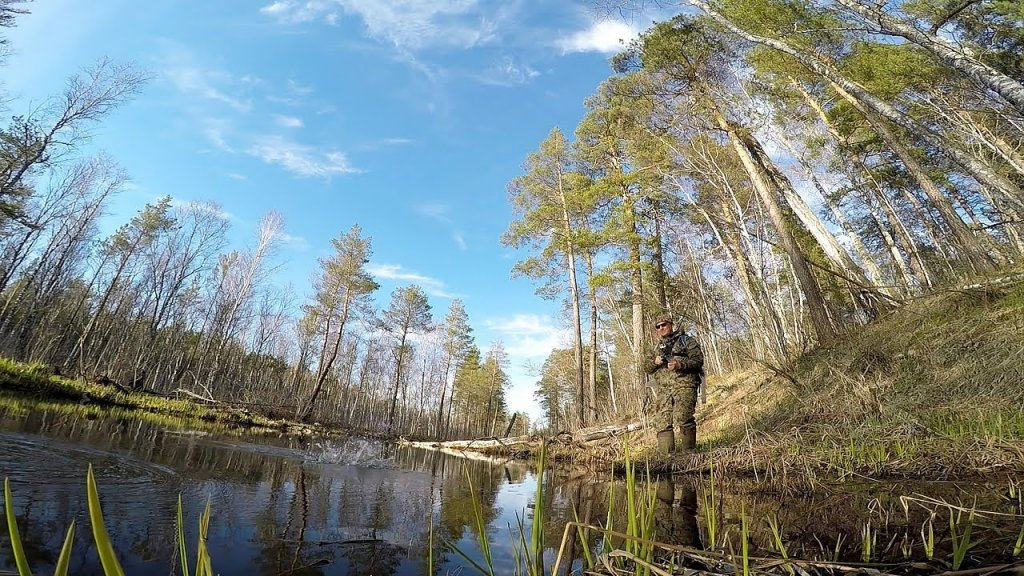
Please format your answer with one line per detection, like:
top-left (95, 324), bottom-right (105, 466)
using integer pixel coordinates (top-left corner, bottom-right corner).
top-left (465, 469), bottom-right (493, 575)
top-left (529, 443), bottom-right (545, 576)
top-left (196, 497), bottom-right (212, 576)
top-left (86, 464), bottom-right (126, 576)
top-left (440, 535), bottom-right (492, 576)
top-left (4, 478), bottom-right (33, 576)
top-left (176, 495), bottom-right (190, 576)
top-left (571, 504), bottom-right (594, 569)
top-left (53, 521), bottom-right (75, 576)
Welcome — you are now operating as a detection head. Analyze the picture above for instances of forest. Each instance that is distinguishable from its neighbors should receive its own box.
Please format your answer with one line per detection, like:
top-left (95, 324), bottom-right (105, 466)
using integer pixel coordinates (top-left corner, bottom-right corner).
top-left (1, 0), bottom-right (1023, 444)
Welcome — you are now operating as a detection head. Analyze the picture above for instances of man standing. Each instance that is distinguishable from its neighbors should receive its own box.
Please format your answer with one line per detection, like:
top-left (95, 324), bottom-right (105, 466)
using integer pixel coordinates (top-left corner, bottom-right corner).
top-left (645, 316), bottom-right (704, 455)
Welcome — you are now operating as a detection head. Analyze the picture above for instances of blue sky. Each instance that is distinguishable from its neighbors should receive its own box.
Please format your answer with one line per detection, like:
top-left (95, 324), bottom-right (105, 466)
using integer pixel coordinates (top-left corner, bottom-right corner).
top-left (3, 0), bottom-right (666, 422)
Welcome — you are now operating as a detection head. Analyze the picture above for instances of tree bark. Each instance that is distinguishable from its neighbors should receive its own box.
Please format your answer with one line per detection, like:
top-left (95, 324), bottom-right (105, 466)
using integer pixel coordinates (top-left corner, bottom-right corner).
top-left (828, 81), bottom-right (992, 270)
top-left (687, 0), bottom-right (1024, 212)
top-left (713, 108), bottom-right (835, 340)
top-left (833, 0), bottom-right (1024, 114)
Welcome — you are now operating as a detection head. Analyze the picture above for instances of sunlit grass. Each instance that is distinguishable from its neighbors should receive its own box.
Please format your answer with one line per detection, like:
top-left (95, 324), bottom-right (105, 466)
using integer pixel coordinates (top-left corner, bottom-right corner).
top-left (3, 467), bottom-right (214, 576)
top-left (0, 357), bottom-right (310, 436)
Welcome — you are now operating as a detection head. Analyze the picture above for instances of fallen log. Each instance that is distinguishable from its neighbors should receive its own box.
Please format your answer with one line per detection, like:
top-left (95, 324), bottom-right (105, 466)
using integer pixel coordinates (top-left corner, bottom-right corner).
top-left (397, 421), bottom-right (648, 454)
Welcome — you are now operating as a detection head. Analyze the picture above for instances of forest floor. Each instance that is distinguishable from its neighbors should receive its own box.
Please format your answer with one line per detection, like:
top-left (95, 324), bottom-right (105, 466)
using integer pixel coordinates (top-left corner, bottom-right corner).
top-left (641, 273), bottom-right (1024, 481)
top-left (0, 357), bottom-right (337, 438)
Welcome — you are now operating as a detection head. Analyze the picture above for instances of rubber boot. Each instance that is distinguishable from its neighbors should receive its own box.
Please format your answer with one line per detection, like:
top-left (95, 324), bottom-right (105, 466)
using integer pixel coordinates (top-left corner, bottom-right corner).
top-left (656, 477), bottom-right (675, 506)
top-left (679, 425), bottom-right (697, 452)
top-left (657, 429), bottom-right (676, 455)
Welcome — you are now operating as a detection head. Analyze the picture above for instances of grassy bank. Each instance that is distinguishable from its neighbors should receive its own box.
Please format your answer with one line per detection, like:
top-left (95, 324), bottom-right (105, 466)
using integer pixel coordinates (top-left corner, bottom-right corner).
top-left (688, 276), bottom-right (1024, 480)
top-left (0, 358), bottom-right (332, 437)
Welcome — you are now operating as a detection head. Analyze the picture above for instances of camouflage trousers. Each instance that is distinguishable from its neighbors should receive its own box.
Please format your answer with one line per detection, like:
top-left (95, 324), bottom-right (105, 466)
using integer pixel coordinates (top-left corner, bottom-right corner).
top-left (651, 373), bottom-right (699, 434)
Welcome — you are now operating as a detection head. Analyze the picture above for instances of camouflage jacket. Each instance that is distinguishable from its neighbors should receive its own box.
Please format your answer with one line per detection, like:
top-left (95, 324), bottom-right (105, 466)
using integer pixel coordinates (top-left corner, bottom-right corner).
top-left (644, 330), bottom-right (704, 380)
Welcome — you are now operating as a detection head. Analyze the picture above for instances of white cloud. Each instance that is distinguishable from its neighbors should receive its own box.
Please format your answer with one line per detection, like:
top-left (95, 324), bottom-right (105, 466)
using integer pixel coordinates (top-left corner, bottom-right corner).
top-left (274, 114), bottom-right (305, 128)
top-left (366, 263), bottom-right (458, 298)
top-left (247, 135), bottom-right (359, 178)
top-left (259, 0), bottom-right (336, 23)
top-left (475, 55), bottom-right (540, 87)
top-left (259, 0), bottom-right (499, 50)
top-left (357, 137), bottom-right (415, 152)
top-left (557, 19), bottom-right (640, 54)
top-left (163, 65), bottom-right (253, 113)
top-left (276, 231), bottom-right (311, 252)
top-left (485, 314), bottom-right (569, 423)
top-left (485, 314), bottom-right (567, 359)
top-left (202, 118), bottom-right (235, 152)
top-left (227, 173), bottom-right (247, 181)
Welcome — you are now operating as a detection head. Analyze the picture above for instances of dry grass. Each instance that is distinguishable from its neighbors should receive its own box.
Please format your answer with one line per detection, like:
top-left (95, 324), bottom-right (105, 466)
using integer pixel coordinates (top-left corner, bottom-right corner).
top-left (688, 279), bottom-right (1024, 480)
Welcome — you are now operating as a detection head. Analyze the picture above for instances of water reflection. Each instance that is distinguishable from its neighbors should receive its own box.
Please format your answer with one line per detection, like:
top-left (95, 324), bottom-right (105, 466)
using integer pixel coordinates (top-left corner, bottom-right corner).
top-left (0, 400), bottom-right (1016, 575)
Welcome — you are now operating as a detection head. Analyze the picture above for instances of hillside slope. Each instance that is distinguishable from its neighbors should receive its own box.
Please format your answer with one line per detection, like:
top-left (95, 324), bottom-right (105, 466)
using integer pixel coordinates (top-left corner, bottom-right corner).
top-left (697, 274), bottom-right (1024, 479)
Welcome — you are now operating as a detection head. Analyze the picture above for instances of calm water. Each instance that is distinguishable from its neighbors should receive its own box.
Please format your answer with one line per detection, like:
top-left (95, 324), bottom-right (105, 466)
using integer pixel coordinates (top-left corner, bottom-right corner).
top-left (0, 399), bottom-right (1020, 575)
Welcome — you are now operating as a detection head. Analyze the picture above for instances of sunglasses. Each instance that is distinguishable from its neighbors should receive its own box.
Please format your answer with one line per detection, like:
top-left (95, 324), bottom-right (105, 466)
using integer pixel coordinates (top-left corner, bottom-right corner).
top-left (655, 322), bottom-right (670, 329)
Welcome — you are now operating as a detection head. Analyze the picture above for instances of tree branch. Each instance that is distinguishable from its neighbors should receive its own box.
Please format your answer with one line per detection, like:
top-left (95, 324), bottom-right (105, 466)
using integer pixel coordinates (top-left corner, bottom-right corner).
top-left (928, 0), bottom-right (983, 35)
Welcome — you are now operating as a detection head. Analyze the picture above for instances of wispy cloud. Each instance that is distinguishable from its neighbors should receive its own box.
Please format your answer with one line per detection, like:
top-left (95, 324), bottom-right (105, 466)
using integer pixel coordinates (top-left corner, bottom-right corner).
top-left (557, 19), bottom-right (640, 54)
top-left (259, 0), bottom-right (501, 51)
top-left (227, 173), bottom-right (247, 181)
top-left (485, 314), bottom-right (566, 359)
top-left (201, 118), bottom-right (235, 152)
top-left (475, 55), bottom-right (540, 87)
top-left (416, 203), bottom-right (468, 250)
top-left (416, 202), bottom-right (452, 224)
top-left (247, 135), bottom-right (359, 178)
top-left (356, 137), bottom-right (414, 151)
top-left (162, 57), bottom-right (254, 113)
top-left (274, 114), bottom-right (304, 128)
top-left (171, 199), bottom-right (235, 221)
top-left (275, 230), bottom-right (311, 252)
top-left (452, 232), bottom-right (467, 251)
top-left (367, 263), bottom-right (458, 298)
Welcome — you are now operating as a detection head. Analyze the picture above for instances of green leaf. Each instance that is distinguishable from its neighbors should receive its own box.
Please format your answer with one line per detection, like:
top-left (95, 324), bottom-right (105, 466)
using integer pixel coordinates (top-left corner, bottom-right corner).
top-left (53, 521), bottom-right (75, 576)
top-left (4, 477), bottom-right (33, 576)
top-left (176, 495), bottom-right (190, 576)
top-left (196, 497), bottom-right (212, 576)
top-left (86, 464), bottom-right (126, 576)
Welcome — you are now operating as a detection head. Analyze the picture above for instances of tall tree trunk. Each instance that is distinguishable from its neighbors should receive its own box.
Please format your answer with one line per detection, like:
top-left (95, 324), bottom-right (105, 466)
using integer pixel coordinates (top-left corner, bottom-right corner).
top-left (556, 174), bottom-right (586, 428)
top-left (689, 0), bottom-right (1024, 212)
top-left (833, 0), bottom-right (1024, 114)
top-left (713, 108), bottom-right (835, 340)
top-left (298, 291), bottom-right (352, 422)
top-left (829, 81), bottom-right (992, 270)
top-left (584, 253), bottom-right (599, 425)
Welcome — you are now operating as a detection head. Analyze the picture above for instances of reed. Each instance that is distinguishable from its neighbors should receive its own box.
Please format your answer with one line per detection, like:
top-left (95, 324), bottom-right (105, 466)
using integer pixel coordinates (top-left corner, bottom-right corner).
top-left (3, 467), bottom-right (213, 576)
top-left (921, 513), bottom-right (935, 560)
top-left (1013, 517), bottom-right (1024, 558)
top-left (860, 521), bottom-right (874, 563)
top-left (700, 456), bottom-right (718, 548)
top-left (949, 507), bottom-right (975, 570)
top-left (740, 505), bottom-right (750, 576)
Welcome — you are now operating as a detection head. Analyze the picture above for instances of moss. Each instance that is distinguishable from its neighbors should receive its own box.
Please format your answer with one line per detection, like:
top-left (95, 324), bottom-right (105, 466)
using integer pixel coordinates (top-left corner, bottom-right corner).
top-left (0, 357), bottom-right (335, 438)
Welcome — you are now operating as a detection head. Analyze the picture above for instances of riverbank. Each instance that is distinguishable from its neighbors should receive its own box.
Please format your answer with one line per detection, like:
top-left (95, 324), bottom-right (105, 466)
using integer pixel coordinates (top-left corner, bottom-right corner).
top-left (690, 277), bottom-right (1024, 481)
top-left (416, 277), bottom-right (1024, 481)
top-left (0, 358), bottom-right (336, 438)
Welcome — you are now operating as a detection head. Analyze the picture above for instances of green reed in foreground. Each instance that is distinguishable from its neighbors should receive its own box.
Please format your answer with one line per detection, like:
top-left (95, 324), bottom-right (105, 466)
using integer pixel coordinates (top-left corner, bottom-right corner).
top-left (3, 466), bottom-right (212, 576)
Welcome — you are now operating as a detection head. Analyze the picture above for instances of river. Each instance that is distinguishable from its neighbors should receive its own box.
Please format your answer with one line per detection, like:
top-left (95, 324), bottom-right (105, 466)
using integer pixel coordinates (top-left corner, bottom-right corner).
top-left (0, 397), bottom-right (1019, 575)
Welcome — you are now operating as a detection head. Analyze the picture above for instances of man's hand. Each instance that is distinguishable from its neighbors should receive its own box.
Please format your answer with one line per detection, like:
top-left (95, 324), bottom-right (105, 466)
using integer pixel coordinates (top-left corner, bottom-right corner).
top-left (667, 360), bottom-right (679, 371)
top-left (655, 355), bottom-right (665, 365)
